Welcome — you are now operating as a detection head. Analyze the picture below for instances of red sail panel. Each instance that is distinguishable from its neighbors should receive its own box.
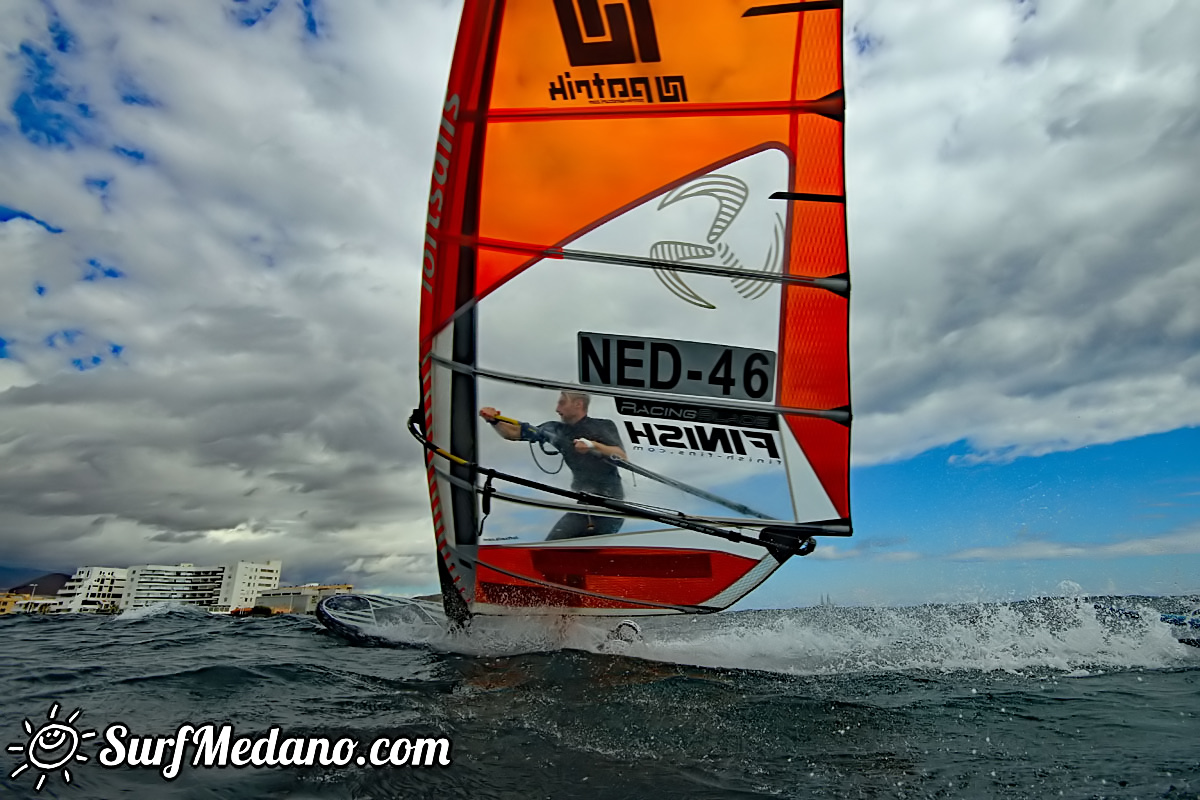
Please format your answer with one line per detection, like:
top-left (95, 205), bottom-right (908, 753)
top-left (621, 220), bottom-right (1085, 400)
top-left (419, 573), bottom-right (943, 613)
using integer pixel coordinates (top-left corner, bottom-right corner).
top-left (476, 546), bottom-right (760, 610)
top-left (785, 415), bottom-right (850, 518)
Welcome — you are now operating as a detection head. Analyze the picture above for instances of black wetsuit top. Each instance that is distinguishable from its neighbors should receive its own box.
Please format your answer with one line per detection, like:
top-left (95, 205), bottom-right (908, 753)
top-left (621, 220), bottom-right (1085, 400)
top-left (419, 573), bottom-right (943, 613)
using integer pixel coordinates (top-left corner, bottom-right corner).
top-left (529, 417), bottom-right (624, 499)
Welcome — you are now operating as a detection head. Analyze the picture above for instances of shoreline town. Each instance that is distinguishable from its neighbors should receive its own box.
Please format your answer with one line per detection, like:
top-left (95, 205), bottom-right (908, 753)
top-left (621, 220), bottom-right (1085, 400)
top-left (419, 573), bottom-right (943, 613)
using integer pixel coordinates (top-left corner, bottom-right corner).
top-left (0, 560), bottom-right (352, 616)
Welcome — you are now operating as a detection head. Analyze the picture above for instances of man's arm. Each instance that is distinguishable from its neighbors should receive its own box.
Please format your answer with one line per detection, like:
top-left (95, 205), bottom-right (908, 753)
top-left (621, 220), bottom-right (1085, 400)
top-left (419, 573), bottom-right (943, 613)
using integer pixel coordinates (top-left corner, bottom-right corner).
top-left (479, 407), bottom-right (521, 441)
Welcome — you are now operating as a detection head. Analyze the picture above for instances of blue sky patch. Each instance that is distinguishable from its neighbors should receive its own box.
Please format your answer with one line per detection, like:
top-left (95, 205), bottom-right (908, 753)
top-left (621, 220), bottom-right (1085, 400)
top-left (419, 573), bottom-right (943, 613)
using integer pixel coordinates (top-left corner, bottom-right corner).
top-left (43, 0), bottom-right (77, 53)
top-left (83, 258), bottom-right (125, 281)
top-left (42, 329), bottom-right (124, 371)
top-left (229, 0), bottom-right (320, 37)
top-left (11, 89), bottom-right (77, 148)
top-left (115, 74), bottom-right (159, 107)
top-left (852, 26), bottom-right (881, 56)
top-left (45, 329), bottom-right (82, 348)
top-left (10, 15), bottom-right (148, 156)
top-left (112, 145), bottom-right (147, 163)
top-left (229, 0), bottom-right (282, 28)
top-left (72, 355), bottom-right (104, 371)
top-left (854, 428), bottom-right (1200, 557)
top-left (12, 41), bottom-right (84, 148)
top-left (300, 0), bottom-right (322, 38)
top-left (78, 342), bottom-right (126, 369)
top-left (245, 233), bottom-right (278, 267)
top-left (17, 41), bottom-right (69, 105)
top-left (84, 175), bottom-right (112, 209)
top-left (0, 205), bottom-right (63, 233)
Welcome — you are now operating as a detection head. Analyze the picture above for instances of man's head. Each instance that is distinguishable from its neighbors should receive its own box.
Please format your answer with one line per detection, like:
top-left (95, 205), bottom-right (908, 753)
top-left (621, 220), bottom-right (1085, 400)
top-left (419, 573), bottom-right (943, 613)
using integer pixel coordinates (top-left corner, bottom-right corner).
top-left (556, 391), bottom-right (589, 424)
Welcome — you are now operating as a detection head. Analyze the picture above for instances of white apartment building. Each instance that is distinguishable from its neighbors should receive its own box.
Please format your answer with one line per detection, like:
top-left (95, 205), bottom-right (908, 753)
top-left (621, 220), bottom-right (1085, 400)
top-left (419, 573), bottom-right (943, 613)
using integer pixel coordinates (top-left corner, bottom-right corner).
top-left (120, 561), bottom-right (282, 613)
top-left (55, 567), bottom-right (128, 613)
top-left (214, 560), bottom-right (283, 613)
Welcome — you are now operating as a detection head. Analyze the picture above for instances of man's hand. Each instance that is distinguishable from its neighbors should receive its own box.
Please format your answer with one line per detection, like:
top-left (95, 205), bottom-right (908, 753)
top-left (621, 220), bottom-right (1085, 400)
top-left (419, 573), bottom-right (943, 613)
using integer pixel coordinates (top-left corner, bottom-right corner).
top-left (479, 407), bottom-right (500, 423)
top-left (574, 438), bottom-right (627, 461)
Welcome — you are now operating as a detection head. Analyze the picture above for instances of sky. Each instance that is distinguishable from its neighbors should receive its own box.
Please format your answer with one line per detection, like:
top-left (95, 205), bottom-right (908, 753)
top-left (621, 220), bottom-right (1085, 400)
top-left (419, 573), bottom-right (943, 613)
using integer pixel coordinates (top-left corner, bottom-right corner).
top-left (0, 0), bottom-right (1197, 607)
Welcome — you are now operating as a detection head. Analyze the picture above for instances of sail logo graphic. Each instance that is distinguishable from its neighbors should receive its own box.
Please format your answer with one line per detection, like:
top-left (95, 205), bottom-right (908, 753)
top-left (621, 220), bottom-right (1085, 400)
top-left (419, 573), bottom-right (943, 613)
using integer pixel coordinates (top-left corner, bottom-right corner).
top-left (549, 0), bottom-right (687, 105)
top-left (615, 397), bottom-right (778, 431)
top-left (651, 174), bottom-right (785, 309)
top-left (553, 0), bottom-right (660, 66)
top-left (548, 72), bottom-right (686, 104)
top-left (422, 94), bottom-right (461, 296)
top-left (6, 703), bottom-right (96, 792)
top-left (625, 420), bottom-right (783, 464)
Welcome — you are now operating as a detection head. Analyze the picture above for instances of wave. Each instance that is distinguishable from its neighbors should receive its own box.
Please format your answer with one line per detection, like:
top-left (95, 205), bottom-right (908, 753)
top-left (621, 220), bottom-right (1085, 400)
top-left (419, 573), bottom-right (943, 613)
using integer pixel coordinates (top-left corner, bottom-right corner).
top-left (110, 602), bottom-right (218, 622)
top-left (333, 594), bottom-right (1199, 676)
top-left (615, 595), bottom-right (1199, 676)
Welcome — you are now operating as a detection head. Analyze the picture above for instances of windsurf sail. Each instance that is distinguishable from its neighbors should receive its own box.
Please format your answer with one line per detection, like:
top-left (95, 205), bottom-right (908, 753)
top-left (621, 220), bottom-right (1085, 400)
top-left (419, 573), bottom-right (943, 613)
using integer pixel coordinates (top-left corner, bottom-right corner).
top-left (417, 0), bottom-right (850, 622)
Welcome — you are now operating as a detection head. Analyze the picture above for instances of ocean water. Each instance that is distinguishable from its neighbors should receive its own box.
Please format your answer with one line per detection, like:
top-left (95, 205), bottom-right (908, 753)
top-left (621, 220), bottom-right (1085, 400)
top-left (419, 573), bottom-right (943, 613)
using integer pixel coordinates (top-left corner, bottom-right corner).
top-left (2, 597), bottom-right (1197, 800)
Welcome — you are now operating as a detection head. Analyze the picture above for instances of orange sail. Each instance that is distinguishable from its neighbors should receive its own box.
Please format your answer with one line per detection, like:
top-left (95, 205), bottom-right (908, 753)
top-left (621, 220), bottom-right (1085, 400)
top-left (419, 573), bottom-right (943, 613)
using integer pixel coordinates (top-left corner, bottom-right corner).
top-left (418, 0), bottom-right (850, 621)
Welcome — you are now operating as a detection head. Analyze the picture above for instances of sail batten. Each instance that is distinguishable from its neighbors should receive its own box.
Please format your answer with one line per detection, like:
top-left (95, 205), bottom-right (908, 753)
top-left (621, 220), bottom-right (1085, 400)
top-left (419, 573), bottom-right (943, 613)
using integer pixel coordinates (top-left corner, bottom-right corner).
top-left (428, 355), bottom-right (851, 424)
top-left (418, 0), bottom-right (850, 618)
top-left (744, 1), bottom-right (844, 17)
top-left (486, 97), bottom-right (845, 122)
top-left (426, 239), bottom-right (848, 292)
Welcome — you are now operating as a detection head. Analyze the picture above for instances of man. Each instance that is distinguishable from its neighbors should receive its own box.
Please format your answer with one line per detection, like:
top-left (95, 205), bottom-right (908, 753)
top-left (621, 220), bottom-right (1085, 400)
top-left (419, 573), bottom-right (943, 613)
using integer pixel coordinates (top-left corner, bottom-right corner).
top-left (479, 392), bottom-right (627, 540)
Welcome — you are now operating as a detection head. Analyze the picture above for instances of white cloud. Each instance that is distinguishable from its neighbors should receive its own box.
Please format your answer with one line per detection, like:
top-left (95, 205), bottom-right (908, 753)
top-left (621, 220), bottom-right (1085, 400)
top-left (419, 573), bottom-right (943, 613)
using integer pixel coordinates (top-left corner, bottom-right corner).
top-left (807, 535), bottom-right (916, 562)
top-left (948, 524), bottom-right (1200, 562)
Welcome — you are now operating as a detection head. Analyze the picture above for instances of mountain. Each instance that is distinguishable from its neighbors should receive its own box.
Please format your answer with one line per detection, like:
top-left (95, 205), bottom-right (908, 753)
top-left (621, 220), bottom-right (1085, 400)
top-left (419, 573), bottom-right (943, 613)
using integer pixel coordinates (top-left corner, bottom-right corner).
top-left (0, 566), bottom-right (69, 594)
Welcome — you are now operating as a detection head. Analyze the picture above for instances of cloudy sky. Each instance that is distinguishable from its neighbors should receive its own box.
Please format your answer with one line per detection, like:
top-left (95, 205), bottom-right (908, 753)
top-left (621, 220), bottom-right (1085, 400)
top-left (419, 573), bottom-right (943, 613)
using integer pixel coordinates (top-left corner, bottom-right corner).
top-left (1, 0), bottom-right (1197, 606)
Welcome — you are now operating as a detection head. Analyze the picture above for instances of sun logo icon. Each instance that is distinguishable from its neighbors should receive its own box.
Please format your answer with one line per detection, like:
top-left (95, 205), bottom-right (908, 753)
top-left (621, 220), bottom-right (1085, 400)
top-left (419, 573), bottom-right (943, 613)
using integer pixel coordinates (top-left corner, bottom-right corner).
top-left (6, 703), bottom-right (97, 791)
